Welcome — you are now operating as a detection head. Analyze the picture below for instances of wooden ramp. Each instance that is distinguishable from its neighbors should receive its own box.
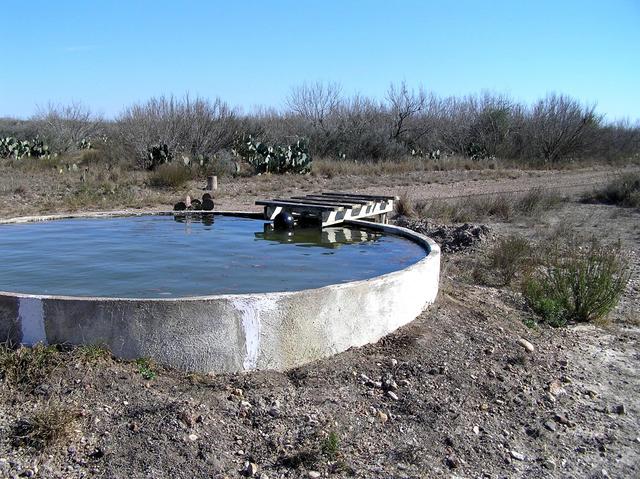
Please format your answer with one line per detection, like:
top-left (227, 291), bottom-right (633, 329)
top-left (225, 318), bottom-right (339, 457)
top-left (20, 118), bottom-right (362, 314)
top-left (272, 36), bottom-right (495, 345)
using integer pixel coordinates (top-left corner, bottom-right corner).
top-left (256, 192), bottom-right (397, 227)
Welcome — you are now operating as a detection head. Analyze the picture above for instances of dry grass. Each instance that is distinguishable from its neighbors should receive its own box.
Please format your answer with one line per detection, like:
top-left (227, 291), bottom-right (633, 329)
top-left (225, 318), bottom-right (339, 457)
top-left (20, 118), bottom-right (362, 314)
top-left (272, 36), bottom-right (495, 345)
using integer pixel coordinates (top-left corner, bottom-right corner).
top-left (148, 163), bottom-right (197, 189)
top-left (476, 235), bottom-right (534, 286)
top-left (401, 187), bottom-right (564, 223)
top-left (0, 343), bottom-right (62, 392)
top-left (312, 156), bottom-right (499, 178)
top-left (12, 402), bottom-right (77, 450)
top-left (587, 173), bottom-right (640, 207)
top-left (74, 344), bottom-right (112, 364)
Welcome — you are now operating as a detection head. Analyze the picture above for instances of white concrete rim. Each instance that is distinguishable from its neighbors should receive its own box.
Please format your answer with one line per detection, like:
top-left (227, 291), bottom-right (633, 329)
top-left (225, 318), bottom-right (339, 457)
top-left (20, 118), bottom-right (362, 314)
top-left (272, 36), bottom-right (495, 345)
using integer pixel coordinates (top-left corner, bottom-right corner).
top-left (0, 210), bottom-right (440, 302)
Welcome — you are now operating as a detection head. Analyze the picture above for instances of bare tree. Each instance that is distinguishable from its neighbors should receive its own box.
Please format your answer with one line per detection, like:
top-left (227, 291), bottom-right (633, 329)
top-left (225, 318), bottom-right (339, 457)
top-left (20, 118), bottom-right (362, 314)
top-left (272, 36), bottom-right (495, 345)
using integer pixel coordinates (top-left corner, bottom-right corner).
top-left (286, 81), bottom-right (342, 132)
top-left (117, 94), bottom-right (237, 168)
top-left (32, 101), bottom-right (103, 152)
top-left (528, 94), bottom-right (602, 163)
top-left (386, 81), bottom-right (426, 141)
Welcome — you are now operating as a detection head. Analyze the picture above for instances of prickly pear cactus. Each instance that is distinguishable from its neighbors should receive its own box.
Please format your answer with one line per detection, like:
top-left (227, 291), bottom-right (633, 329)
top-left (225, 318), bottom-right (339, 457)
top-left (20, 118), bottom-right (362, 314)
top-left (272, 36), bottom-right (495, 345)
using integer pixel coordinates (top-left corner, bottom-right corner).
top-left (0, 136), bottom-right (52, 160)
top-left (146, 144), bottom-right (173, 170)
top-left (232, 135), bottom-right (311, 174)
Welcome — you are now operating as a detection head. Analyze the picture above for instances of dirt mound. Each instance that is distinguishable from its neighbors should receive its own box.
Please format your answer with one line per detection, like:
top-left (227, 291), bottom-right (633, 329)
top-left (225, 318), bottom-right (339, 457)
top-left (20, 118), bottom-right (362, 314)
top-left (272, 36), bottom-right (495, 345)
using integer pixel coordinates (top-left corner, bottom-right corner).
top-left (395, 217), bottom-right (491, 253)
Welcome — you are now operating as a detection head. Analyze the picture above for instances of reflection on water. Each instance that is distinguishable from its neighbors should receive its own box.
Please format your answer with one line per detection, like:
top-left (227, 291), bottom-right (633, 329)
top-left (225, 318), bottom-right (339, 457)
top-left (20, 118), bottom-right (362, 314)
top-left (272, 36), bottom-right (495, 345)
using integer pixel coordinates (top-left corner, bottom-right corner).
top-left (173, 212), bottom-right (215, 227)
top-left (0, 215), bottom-right (426, 297)
top-left (255, 223), bottom-right (381, 249)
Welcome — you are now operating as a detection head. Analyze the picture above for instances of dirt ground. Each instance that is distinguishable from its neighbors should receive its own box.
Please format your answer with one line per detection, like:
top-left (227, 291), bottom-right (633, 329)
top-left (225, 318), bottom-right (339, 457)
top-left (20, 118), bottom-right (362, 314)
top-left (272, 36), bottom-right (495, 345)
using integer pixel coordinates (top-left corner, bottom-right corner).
top-left (0, 166), bottom-right (638, 478)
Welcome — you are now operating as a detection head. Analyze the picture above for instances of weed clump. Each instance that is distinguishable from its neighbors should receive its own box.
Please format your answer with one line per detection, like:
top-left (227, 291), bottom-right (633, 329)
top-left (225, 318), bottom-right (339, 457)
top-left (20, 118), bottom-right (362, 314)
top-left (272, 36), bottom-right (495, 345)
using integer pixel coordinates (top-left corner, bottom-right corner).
top-left (12, 403), bottom-right (77, 450)
top-left (148, 163), bottom-right (194, 189)
top-left (405, 188), bottom-right (562, 224)
top-left (394, 196), bottom-right (415, 217)
top-left (589, 173), bottom-right (640, 208)
top-left (75, 343), bottom-right (111, 364)
top-left (522, 240), bottom-right (629, 326)
top-left (321, 431), bottom-right (340, 459)
top-left (481, 235), bottom-right (533, 286)
top-left (0, 343), bottom-right (61, 391)
top-left (135, 357), bottom-right (157, 380)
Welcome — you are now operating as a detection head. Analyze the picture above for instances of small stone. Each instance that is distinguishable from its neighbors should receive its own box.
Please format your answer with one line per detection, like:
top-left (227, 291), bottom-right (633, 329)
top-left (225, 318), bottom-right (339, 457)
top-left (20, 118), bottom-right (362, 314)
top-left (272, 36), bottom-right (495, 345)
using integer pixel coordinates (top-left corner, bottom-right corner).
top-left (378, 411), bottom-right (389, 423)
top-left (386, 391), bottom-right (399, 401)
top-left (543, 459), bottom-right (556, 470)
top-left (548, 380), bottom-right (567, 397)
top-left (308, 471), bottom-right (321, 478)
top-left (510, 450), bottom-right (525, 461)
top-left (445, 455), bottom-right (459, 469)
top-left (544, 421), bottom-right (557, 432)
top-left (188, 434), bottom-right (198, 442)
top-left (517, 338), bottom-right (535, 353)
top-left (614, 404), bottom-right (626, 415)
top-left (383, 379), bottom-right (398, 391)
top-left (242, 462), bottom-right (258, 477)
top-left (473, 426), bottom-right (480, 435)
top-left (390, 358), bottom-right (398, 368)
top-left (480, 403), bottom-right (489, 411)
top-left (554, 413), bottom-right (570, 425)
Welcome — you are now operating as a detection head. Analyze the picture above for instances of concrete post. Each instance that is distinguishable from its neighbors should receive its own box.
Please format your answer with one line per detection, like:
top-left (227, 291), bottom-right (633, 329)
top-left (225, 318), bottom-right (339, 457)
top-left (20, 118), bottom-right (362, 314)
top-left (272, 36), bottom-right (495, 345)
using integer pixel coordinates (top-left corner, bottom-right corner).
top-left (207, 175), bottom-right (218, 191)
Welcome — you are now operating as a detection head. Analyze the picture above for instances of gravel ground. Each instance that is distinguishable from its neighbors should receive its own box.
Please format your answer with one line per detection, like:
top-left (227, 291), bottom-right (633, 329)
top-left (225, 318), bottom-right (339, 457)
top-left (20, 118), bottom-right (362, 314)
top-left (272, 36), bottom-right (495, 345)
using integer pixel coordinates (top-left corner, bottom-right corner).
top-left (0, 167), bottom-right (638, 478)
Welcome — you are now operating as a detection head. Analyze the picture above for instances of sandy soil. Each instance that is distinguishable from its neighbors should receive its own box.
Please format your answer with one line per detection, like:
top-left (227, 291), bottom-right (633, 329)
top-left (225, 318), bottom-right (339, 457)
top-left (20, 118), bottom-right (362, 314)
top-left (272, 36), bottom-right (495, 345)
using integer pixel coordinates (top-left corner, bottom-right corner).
top-left (1, 164), bottom-right (638, 219)
top-left (0, 166), bottom-right (638, 478)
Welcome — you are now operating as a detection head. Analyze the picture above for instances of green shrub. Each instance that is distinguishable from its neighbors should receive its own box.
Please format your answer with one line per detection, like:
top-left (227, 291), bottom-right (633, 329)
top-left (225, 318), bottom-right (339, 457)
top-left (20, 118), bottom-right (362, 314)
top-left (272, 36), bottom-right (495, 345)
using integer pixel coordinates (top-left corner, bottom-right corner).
top-left (148, 163), bottom-right (193, 188)
top-left (523, 240), bottom-right (629, 326)
top-left (590, 173), bottom-right (640, 207)
top-left (135, 357), bottom-right (157, 380)
top-left (321, 431), bottom-right (340, 459)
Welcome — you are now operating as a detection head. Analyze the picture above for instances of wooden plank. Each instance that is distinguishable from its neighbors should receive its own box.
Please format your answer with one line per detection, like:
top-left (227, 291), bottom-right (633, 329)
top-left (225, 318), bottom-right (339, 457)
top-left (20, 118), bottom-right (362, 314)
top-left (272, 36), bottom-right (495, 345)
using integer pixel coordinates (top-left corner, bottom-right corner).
top-left (289, 196), bottom-right (362, 207)
top-left (322, 192), bottom-right (398, 201)
top-left (255, 200), bottom-right (339, 211)
top-left (298, 195), bottom-right (372, 205)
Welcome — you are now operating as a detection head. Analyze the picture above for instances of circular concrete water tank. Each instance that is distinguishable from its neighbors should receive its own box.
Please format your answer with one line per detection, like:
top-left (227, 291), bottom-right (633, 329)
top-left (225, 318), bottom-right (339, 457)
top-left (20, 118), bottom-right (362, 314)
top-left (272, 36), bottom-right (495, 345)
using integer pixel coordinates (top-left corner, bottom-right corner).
top-left (0, 211), bottom-right (440, 373)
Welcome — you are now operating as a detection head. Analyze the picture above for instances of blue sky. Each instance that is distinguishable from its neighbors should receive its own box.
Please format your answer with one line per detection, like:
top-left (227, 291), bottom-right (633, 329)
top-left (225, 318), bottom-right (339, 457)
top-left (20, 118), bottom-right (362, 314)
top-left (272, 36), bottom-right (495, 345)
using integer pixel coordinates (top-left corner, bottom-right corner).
top-left (1, 0), bottom-right (638, 121)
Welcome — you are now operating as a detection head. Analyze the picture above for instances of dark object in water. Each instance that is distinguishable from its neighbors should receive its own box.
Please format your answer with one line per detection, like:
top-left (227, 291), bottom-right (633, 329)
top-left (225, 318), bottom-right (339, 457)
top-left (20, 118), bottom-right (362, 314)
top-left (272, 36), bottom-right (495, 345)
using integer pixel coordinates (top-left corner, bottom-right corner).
top-left (191, 199), bottom-right (202, 210)
top-left (173, 201), bottom-right (187, 211)
top-left (274, 211), bottom-right (295, 230)
top-left (202, 197), bottom-right (214, 211)
top-left (202, 193), bottom-right (212, 201)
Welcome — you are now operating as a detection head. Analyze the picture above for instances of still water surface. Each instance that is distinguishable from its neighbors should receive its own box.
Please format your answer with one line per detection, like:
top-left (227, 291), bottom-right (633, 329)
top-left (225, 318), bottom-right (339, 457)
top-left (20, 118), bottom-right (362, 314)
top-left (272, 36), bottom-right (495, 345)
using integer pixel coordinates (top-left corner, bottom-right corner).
top-left (0, 215), bottom-right (426, 297)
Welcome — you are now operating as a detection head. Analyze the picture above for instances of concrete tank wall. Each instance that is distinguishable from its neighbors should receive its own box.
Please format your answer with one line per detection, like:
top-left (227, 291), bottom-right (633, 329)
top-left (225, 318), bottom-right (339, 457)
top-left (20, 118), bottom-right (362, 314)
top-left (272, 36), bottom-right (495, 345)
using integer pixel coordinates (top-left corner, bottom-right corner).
top-left (0, 214), bottom-right (440, 373)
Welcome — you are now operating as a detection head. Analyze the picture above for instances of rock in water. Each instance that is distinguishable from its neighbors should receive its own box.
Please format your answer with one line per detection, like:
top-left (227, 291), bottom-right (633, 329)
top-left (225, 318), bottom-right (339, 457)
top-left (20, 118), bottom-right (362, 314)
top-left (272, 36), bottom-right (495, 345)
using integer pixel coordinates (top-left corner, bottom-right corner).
top-left (274, 211), bottom-right (294, 230)
top-left (202, 197), bottom-right (214, 211)
top-left (174, 201), bottom-right (187, 211)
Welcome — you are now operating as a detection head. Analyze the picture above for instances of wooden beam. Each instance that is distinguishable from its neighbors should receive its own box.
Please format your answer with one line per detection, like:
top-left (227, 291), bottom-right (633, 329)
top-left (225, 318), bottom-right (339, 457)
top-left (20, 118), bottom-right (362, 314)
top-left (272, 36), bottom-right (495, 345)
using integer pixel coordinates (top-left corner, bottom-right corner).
top-left (289, 196), bottom-right (362, 207)
top-left (322, 192), bottom-right (398, 201)
top-left (255, 200), bottom-right (339, 211)
top-left (298, 195), bottom-right (371, 205)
